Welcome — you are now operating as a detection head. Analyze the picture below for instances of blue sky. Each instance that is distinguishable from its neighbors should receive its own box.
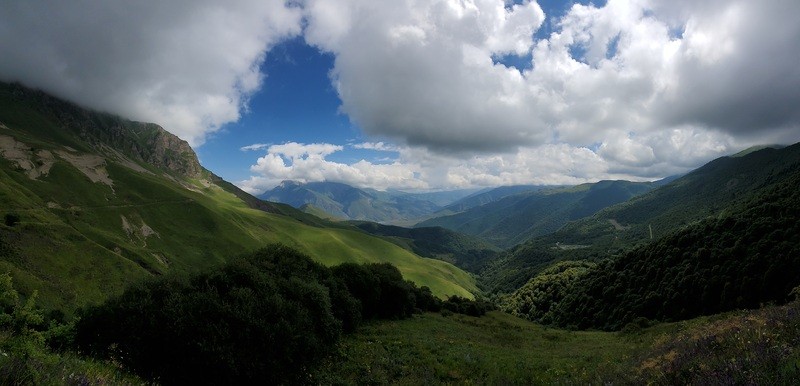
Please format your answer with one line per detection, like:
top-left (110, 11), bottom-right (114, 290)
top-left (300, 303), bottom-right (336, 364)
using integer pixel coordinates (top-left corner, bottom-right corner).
top-left (3, 0), bottom-right (799, 194)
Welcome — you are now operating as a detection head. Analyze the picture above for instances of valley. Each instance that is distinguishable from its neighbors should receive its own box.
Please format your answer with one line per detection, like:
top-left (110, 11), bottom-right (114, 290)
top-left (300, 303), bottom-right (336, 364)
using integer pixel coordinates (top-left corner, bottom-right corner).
top-left (2, 0), bottom-right (799, 383)
top-left (1, 82), bottom-right (799, 384)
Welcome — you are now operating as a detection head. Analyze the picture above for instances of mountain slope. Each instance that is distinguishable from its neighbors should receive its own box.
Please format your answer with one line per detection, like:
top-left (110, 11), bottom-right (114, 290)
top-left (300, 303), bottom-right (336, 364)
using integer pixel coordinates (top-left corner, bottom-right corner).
top-left (549, 165), bottom-right (800, 330)
top-left (540, 144), bottom-right (799, 247)
top-left (439, 185), bottom-right (547, 214)
top-left (483, 143), bottom-right (800, 293)
top-left (0, 82), bottom-right (477, 311)
top-left (418, 180), bottom-right (658, 248)
top-left (260, 180), bottom-right (444, 224)
top-left (349, 221), bottom-right (499, 273)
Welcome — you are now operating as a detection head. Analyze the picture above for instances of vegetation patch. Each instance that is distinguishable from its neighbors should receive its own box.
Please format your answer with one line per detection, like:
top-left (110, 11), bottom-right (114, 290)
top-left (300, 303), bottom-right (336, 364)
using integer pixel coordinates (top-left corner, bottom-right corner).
top-left (74, 245), bottom-right (490, 384)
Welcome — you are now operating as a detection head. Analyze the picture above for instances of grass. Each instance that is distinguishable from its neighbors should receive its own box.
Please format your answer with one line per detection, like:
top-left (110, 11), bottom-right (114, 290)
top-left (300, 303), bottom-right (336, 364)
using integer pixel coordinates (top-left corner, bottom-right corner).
top-left (316, 311), bottom-right (643, 384)
top-left (0, 335), bottom-right (147, 386)
top-left (316, 303), bottom-right (800, 385)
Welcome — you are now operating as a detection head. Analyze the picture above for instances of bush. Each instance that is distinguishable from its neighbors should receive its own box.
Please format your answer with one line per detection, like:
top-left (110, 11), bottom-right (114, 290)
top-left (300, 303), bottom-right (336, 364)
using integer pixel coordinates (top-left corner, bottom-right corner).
top-left (73, 244), bottom-right (490, 384)
top-left (3, 213), bottom-right (20, 227)
top-left (74, 245), bottom-right (348, 385)
top-left (442, 296), bottom-right (494, 317)
top-left (332, 262), bottom-right (420, 320)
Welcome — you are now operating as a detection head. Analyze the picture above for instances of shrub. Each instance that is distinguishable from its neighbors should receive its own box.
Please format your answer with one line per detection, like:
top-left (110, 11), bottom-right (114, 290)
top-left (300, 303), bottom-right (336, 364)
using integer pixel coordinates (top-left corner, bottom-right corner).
top-left (3, 213), bottom-right (20, 227)
top-left (74, 245), bottom-right (347, 385)
top-left (442, 296), bottom-right (494, 317)
top-left (332, 262), bottom-right (419, 320)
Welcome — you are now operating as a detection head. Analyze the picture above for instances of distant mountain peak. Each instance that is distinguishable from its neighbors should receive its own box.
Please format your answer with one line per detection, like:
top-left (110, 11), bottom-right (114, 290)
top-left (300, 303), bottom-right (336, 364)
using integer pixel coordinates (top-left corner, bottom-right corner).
top-left (730, 144), bottom-right (784, 158)
top-left (278, 180), bottom-right (302, 188)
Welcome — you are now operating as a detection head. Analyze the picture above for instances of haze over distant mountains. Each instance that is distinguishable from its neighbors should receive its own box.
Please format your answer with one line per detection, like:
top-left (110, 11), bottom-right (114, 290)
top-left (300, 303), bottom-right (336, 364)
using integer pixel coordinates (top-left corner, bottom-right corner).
top-left (262, 177), bottom-right (682, 249)
top-left (418, 179), bottom-right (674, 248)
top-left (259, 180), bottom-right (479, 225)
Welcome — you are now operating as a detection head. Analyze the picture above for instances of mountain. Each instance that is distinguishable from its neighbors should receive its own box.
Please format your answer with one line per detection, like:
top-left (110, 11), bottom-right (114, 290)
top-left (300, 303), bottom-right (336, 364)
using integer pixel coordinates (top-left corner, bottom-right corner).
top-left (439, 185), bottom-right (548, 214)
top-left (0, 82), bottom-right (477, 311)
top-left (260, 180), bottom-right (468, 225)
top-left (417, 180), bottom-right (661, 248)
top-left (548, 167), bottom-right (800, 330)
top-left (348, 221), bottom-right (500, 273)
top-left (540, 144), bottom-right (796, 247)
top-left (483, 143), bottom-right (800, 293)
top-left (393, 188), bottom-right (482, 207)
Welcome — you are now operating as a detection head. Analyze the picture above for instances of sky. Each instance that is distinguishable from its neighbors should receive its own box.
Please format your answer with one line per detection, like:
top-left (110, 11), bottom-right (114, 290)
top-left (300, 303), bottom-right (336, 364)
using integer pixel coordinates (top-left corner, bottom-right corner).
top-left (2, 0), bottom-right (799, 194)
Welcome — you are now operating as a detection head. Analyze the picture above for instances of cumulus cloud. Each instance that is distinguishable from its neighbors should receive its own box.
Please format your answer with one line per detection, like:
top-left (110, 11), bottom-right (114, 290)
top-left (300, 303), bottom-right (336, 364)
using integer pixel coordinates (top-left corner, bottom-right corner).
top-left (238, 136), bottom-right (732, 195)
top-left (239, 142), bottom-right (424, 193)
top-left (304, 0), bottom-right (548, 152)
top-left (0, 0), bottom-right (302, 146)
top-left (304, 0), bottom-right (800, 153)
top-left (3, 0), bottom-right (799, 191)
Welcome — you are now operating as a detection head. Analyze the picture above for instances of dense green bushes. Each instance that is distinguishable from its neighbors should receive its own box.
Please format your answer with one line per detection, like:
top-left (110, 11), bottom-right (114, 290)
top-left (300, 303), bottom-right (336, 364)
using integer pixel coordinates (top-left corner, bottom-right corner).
top-left (3, 213), bottom-right (20, 227)
top-left (74, 245), bottom-right (488, 384)
top-left (75, 247), bottom-right (341, 384)
top-left (548, 172), bottom-right (800, 330)
top-left (501, 261), bottom-right (595, 324)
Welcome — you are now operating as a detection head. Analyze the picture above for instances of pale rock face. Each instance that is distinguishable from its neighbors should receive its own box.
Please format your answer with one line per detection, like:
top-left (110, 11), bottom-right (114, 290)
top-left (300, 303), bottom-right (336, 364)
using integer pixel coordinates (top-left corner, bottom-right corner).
top-left (147, 129), bottom-right (202, 177)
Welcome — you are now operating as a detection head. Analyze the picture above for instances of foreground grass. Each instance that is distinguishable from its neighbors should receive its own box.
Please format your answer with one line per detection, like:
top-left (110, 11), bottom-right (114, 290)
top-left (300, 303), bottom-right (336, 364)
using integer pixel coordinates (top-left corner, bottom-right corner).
top-left (0, 338), bottom-right (146, 386)
top-left (317, 304), bottom-right (800, 385)
top-left (316, 311), bottom-right (641, 384)
top-left (2, 303), bottom-right (799, 384)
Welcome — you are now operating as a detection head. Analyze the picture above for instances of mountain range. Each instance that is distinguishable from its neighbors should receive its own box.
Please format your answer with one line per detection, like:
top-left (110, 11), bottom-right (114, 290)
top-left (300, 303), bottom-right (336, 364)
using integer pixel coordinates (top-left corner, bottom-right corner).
top-left (260, 180), bottom-right (477, 225)
top-left (417, 179), bottom-right (670, 248)
top-left (0, 82), bottom-right (476, 312)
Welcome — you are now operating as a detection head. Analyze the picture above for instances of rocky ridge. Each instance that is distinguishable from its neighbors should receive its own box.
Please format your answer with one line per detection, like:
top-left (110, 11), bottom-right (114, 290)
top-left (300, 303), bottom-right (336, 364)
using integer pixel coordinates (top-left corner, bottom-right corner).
top-left (4, 82), bottom-right (201, 178)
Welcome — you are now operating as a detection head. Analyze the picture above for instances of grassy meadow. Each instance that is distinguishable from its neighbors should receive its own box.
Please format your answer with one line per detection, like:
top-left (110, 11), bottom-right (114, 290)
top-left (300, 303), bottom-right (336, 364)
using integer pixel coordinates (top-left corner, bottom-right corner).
top-left (317, 303), bottom-right (800, 385)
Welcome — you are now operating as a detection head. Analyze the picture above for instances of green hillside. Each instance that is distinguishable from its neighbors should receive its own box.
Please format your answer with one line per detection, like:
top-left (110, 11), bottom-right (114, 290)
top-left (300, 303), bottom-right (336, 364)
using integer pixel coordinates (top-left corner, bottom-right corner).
top-left (349, 221), bottom-right (499, 272)
top-left (482, 144), bottom-right (800, 293)
top-left (0, 83), bottom-right (477, 312)
top-left (418, 180), bottom-right (658, 248)
top-left (544, 144), bottom-right (800, 247)
top-left (548, 167), bottom-right (800, 330)
top-left (435, 185), bottom-right (547, 213)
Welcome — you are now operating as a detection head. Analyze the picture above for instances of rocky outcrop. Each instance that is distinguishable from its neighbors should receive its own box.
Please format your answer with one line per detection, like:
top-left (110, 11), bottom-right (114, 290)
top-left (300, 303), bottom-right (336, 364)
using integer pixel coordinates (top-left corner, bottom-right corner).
top-left (131, 123), bottom-right (202, 177)
top-left (3, 82), bottom-right (202, 178)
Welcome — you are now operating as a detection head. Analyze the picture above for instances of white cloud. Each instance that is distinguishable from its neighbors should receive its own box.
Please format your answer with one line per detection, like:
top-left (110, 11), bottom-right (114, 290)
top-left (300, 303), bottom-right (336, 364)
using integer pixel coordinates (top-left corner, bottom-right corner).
top-left (265, 142), bottom-right (343, 160)
top-left (351, 142), bottom-right (399, 152)
top-left (240, 143), bottom-right (271, 152)
top-left (238, 136), bottom-right (728, 195)
top-left (304, 0), bottom-right (548, 152)
top-left (3, 0), bottom-right (799, 192)
top-left (240, 142), bottom-right (424, 193)
top-left (0, 0), bottom-right (303, 146)
top-left (303, 0), bottom-right (800, 155)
